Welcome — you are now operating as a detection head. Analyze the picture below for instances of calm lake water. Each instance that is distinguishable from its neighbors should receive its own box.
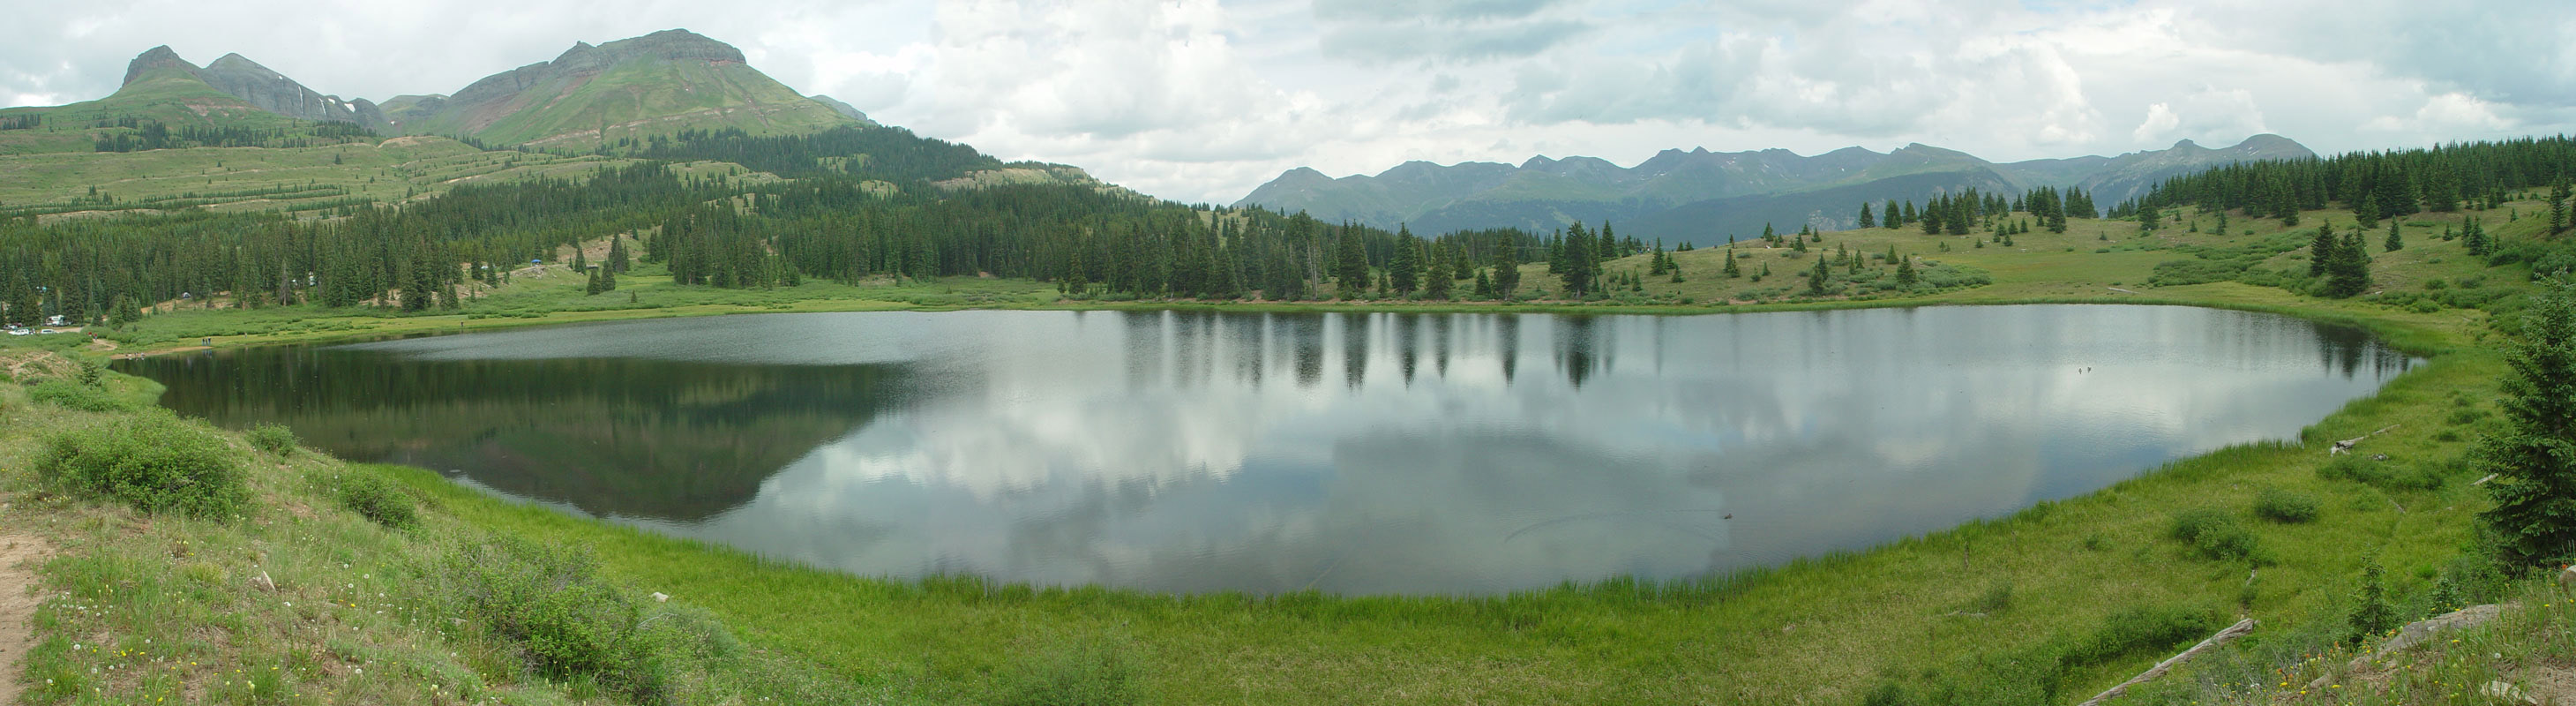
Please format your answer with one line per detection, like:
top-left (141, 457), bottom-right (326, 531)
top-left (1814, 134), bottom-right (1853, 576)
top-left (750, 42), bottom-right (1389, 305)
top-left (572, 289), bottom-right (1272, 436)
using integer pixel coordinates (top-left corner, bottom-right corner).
top-left (122, 305), bottom-right (2414, 595)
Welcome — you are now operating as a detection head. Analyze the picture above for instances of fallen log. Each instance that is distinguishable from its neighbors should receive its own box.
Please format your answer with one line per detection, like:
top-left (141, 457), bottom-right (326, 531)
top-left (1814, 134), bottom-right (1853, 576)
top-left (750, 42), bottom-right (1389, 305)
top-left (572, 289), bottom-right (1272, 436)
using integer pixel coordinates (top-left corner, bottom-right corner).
top-left (2076, 619), bottom-right (2257, 706)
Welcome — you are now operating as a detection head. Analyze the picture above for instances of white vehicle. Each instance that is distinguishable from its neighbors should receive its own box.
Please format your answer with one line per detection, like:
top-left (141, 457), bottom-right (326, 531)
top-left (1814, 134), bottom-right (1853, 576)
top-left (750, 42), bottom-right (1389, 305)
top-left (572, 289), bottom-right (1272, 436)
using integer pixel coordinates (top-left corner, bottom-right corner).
top-left (5, 328), bottom-right (28, 336)
top-left (38, 328), bottom-right (58, 334)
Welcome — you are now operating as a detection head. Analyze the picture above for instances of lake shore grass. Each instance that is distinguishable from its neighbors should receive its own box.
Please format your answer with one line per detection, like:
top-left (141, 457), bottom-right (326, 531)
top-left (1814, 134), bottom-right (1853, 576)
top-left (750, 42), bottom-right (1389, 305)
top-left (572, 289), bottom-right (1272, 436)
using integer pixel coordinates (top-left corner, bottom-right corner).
top-left (3, 202), bottom-right (2563, 703)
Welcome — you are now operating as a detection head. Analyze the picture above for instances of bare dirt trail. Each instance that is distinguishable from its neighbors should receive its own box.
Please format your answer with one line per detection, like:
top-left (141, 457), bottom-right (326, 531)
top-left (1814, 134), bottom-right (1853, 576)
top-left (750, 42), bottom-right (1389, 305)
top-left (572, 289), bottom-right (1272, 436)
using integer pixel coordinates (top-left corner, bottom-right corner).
top-left (0, 533), bottom-right (53, 704)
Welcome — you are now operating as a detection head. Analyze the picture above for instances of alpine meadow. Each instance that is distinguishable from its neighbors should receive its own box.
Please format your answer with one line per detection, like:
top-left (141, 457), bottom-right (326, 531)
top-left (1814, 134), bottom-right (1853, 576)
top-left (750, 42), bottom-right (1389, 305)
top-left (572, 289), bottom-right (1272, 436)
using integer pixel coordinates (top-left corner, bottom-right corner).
top-left (4, 5), bottom-right (2576, 706)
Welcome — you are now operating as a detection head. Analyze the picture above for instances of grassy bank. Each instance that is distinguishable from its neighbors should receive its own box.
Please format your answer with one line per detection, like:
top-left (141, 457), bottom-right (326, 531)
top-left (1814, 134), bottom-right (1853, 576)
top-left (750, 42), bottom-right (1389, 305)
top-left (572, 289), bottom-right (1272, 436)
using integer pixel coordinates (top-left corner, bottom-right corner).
top-left (8, 201), bottom-right (2567, 703)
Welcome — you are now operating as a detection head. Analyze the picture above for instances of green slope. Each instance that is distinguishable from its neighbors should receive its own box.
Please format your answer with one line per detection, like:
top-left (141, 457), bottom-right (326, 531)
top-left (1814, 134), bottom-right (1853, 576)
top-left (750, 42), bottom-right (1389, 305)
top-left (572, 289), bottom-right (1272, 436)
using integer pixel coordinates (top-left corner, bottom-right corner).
top-left (0, 63), bottom-right (323, 156)
top-left (393, 29), bottom-right (856, 149)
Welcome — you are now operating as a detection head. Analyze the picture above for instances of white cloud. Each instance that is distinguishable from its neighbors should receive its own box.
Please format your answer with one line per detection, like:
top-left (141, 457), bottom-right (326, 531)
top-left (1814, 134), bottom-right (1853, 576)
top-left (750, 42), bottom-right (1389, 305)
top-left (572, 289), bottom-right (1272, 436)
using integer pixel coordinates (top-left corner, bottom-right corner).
top-left (2133, 102), bottom-right (2180, 142)
top-left (0, 0), bottom-right (2568, 205)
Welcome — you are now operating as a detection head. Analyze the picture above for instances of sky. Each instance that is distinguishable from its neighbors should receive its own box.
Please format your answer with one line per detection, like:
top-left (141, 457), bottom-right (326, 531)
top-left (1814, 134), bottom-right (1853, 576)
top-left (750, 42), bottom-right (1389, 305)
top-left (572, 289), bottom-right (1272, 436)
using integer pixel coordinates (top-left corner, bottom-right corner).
top-left (1, 0), bottom-right (2569, 205)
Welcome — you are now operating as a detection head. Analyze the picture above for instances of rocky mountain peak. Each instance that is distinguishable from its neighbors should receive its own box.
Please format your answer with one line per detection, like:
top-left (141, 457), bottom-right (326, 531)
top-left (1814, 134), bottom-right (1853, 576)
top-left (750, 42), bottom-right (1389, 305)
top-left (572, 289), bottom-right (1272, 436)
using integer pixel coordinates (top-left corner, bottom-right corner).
top-left (122, 45), bottom-right (196, 86)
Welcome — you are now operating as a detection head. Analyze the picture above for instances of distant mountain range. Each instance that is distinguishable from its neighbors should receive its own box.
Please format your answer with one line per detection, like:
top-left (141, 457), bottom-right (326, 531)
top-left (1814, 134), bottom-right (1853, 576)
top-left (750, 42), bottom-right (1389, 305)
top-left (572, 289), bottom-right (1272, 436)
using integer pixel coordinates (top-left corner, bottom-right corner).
top-left (4, 29), bottom-right (887, 153)
top-left (1235, 136), bottom-right (2316, 245)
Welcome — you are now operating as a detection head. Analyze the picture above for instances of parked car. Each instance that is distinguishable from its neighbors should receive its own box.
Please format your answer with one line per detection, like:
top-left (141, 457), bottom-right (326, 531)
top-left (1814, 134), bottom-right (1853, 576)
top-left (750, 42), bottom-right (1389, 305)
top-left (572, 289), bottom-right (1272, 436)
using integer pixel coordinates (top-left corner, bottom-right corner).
top-left (4, 328), bottom-right (28, 336)
top-left (38, 328), bottom-right (58, 334)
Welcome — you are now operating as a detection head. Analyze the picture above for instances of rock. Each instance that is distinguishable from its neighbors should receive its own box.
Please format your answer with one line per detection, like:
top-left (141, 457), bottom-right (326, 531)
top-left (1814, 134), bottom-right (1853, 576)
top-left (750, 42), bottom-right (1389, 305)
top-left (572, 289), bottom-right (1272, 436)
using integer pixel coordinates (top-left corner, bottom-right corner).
top-left (2560, 566), bottom-right (2576, 588)
top-left (251, 570), bottom-right (276, 592)
top-left (2351, 603), bottom-right (2509, 671)
top-left (2482, 680), bottom-right (2537, 706)
top-left (651, 591), bottom-right (670, 603)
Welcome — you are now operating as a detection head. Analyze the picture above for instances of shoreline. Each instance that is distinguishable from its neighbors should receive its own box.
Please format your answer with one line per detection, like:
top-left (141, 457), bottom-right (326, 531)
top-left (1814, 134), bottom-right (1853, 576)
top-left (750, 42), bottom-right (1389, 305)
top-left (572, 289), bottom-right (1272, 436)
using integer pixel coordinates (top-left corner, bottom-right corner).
top-left (48, 273), bottom-right (2513, 702)
top-left (109, 283), bottom-right (2467, 360)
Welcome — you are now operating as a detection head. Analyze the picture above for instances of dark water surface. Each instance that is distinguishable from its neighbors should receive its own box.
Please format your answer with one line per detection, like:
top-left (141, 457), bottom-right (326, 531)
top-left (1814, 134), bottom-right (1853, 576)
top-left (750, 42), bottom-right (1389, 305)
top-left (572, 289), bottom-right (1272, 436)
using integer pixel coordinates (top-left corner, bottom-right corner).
top-left (121, 305), bottom-right (2414, 595)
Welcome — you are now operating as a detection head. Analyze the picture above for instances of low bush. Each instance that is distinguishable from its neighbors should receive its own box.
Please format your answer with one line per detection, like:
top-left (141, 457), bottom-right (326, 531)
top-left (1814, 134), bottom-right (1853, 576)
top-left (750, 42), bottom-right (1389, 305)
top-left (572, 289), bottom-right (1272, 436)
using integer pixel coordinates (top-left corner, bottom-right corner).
top-left (2168, 507), bottom-right (2265, 562)
top-left (27, 380), bottom-right (131, 412)
top-left (337, 470), bottom-right (416, 530)
top-left (2252, 488), bottom-right (2321, 523)
top-left (247, 423), bottom-right (299, 455)
top-left (435, 537), bottom-right (692, 703)
top-left (35, 412), bottom-right (246, 517)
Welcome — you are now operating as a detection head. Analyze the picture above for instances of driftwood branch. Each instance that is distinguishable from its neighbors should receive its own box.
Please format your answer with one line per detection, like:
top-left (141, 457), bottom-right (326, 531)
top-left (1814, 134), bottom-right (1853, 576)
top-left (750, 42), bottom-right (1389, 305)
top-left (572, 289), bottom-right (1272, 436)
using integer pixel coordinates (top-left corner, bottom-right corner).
top-left (2328, 425), bottom-right (2404, 455)
top-left (2075, 619), bottom-right (2257, 706)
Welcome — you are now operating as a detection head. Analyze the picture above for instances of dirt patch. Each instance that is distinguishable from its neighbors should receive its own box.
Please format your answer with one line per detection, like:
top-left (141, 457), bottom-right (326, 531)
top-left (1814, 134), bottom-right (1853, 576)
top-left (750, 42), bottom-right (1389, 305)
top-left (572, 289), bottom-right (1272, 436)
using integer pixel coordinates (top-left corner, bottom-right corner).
top-left (0, 533), bottom-right (55, 705)
top-left (2526, 663), bottom-right (2576, 704)
top-left (0, 351), bottom-right (75, 381)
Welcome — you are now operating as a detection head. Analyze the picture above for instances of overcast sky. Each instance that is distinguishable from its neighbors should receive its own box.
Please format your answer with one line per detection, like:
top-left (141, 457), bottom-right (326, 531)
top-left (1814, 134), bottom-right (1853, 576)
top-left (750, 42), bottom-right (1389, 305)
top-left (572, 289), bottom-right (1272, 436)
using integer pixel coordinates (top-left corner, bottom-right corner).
top-left (3, 1), bottom-right (2569, 204)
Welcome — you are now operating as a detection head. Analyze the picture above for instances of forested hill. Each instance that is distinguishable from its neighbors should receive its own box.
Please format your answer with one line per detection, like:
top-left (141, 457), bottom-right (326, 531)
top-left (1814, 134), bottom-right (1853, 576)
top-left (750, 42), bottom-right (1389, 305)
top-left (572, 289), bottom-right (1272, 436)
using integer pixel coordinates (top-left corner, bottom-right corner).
top-left (1236, 136), bottom-right (2315, 245)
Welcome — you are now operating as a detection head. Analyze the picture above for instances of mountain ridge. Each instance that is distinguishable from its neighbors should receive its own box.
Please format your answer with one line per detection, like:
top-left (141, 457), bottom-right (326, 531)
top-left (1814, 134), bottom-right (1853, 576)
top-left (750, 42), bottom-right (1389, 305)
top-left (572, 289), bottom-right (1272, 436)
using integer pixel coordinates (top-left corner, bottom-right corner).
top-left (1236, 135), bottom-right (2316, 244)
top-left (114, 45), bottom-right (393, 132)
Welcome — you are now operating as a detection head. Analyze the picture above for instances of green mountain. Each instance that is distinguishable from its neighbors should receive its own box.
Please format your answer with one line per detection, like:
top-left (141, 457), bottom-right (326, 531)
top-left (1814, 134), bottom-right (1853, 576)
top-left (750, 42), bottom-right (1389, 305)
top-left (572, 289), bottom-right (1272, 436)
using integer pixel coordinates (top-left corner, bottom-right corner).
top-left (1235, 136), bottom-right (2315, 245)
top-left (0, 46), bottom-right (373, 154)
top-left (380, 29), bottom-right (856, 148)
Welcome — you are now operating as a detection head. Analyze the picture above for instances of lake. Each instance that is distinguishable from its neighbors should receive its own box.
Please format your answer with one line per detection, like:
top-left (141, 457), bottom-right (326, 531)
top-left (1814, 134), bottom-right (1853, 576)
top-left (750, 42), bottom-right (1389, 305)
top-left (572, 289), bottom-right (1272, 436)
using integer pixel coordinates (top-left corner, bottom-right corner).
top-left (120, 305), bottom-right (2415, 595)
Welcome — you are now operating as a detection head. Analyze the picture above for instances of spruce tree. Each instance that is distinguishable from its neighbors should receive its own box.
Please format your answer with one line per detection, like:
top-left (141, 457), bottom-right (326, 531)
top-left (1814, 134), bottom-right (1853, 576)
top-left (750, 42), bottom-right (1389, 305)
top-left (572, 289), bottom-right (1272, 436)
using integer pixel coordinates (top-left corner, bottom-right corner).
top-left (2551, 179), bottom-right (2572, 237)
top-left (1807, 257), bottom-right (1830, 296)
top-left (1493, 240), bottom-right (1522, 299)
top-left (1857, 203), bottom-right (1876, 229)
top-left (2384, 221), bottom-right (2403, 252)
top-left (1895, 253), bottom-right (1917, 287)
top-left (1389, 228), bottom-right (1419, 297)
top-left (1335, 227), bottom-right (1368, 297)
top-left (2310, 221), bottom-right (2336, 278)
top-left (1883, 199), bottom-right (1902, 228)
top-left (1722, 250), bottom-right (1741, 278)
top-left (2479, 277), bottom-right (2576, 566)
top-left (2324, 231), bottom-right (2371, 297)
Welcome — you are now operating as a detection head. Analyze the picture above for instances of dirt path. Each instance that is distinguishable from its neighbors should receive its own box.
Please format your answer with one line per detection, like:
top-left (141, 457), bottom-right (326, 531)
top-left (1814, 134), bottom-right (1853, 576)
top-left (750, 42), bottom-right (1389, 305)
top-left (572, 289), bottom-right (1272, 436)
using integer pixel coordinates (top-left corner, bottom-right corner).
top-left (0, 533), bottom-right (53, 704)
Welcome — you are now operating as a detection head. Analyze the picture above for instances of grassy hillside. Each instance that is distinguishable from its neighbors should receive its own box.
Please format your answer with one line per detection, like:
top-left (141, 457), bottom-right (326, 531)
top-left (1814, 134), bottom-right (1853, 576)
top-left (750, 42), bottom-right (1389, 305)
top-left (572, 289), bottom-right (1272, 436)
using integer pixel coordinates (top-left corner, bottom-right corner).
top-left (0, 66), bottom-right (333, 157)
top-left (0, 137), bottom-right (682, 220)
top-left (435, 60), bottom-right (848, 150)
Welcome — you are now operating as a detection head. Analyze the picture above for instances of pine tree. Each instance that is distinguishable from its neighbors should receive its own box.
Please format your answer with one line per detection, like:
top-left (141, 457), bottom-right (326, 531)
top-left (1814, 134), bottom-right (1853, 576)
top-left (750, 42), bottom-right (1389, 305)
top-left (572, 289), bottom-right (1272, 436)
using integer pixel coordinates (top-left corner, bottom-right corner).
top-left (1722, 250), bottom-right (1741, 278)
top-left (1857, 203), bottom-right (1876, 229)
top-left (1335, 226), bottom-right (1368, 297)
top-left (1807, 257), bottom-right (1830, 296)
top-left (2385, 221), bottom-right (2403, 252)
top-left (2324, 230), bottom-right (2371, 297)
top-left (2355, 192), bottom-right (2379, 229)
top-left (1472, 268), bottom-right (1494, 299)
top-left (2480, 278), bottom-right (2576, 566)
top-left (1389, 227), bottom-right (1419, 297)
top-left (2551, 179), bottom-right (2572, 237)
top-left (1493, 239), bottom-right (1522, 300)
top-left (2465, 218), bottom-right (2490, 257)
top-left (1883, 199), bottom-right (1902, 228)
top-left (2376, 161), bottom-right (2418, 219)
top-left (1895, 253), bottom-right (1917, 287)
top-left (1422, 242), bottom-right (1451, 299)
top-left (2310, 221), bottom-right (2336, 278)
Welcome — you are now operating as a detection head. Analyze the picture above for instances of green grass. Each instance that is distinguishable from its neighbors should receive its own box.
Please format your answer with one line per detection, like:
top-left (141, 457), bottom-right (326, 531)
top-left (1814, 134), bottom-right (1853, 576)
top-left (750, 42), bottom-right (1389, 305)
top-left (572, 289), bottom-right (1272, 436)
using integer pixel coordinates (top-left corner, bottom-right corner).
top-left (418, 59), bottom-right (849, 148)
top-left (8, 199), bottom-right (2567, 703)
top-left (0, 375), bottom-right (895, 706)
top-left (0, 136), bottom-right (670, 220)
